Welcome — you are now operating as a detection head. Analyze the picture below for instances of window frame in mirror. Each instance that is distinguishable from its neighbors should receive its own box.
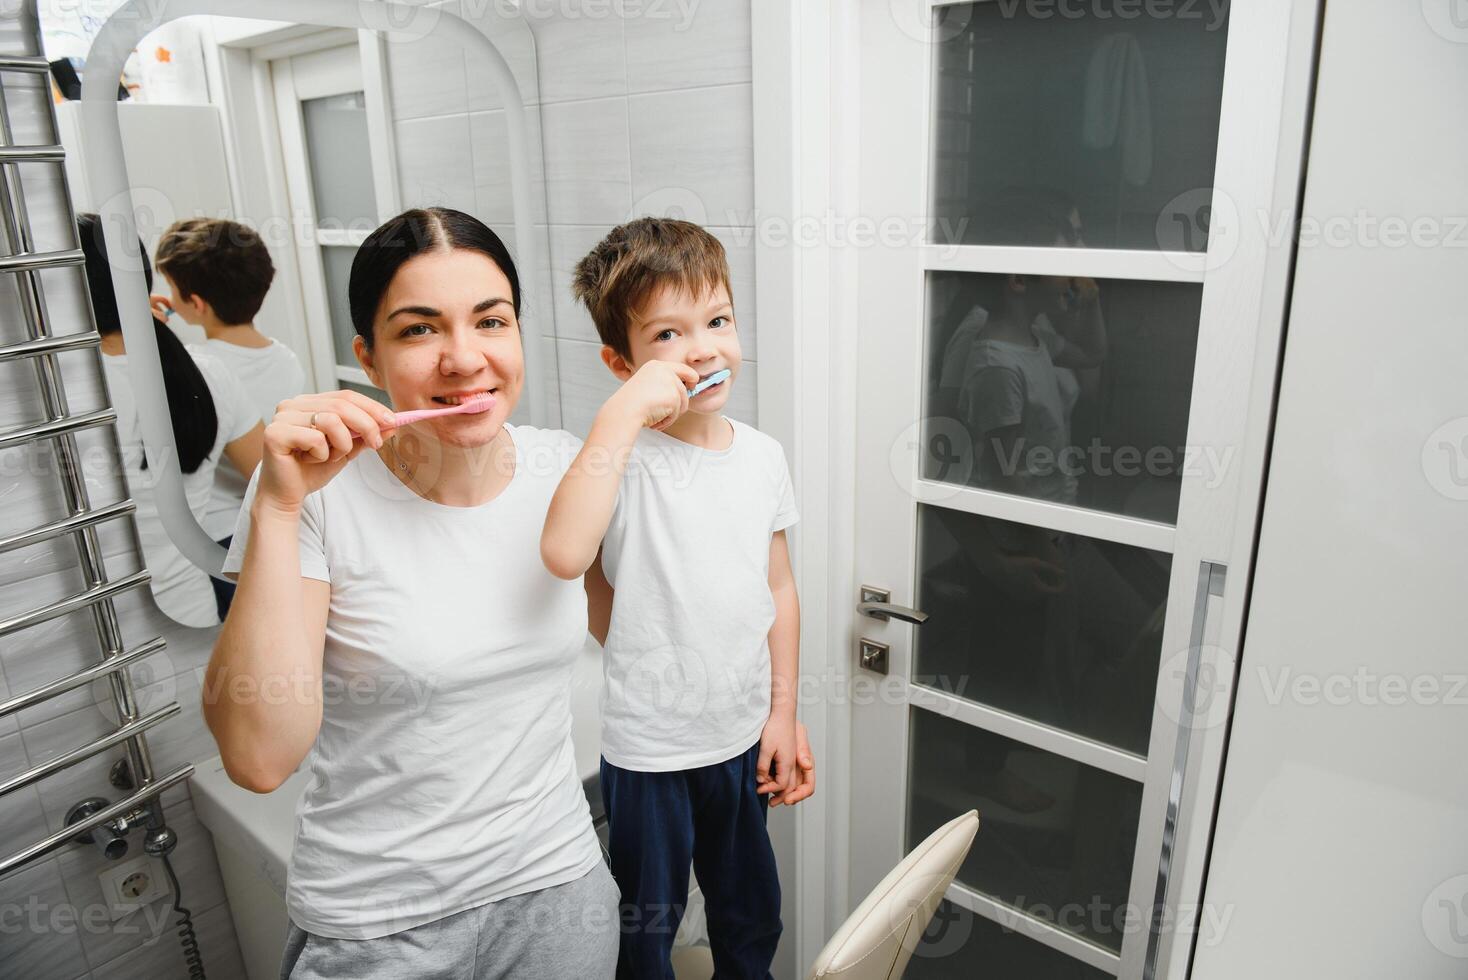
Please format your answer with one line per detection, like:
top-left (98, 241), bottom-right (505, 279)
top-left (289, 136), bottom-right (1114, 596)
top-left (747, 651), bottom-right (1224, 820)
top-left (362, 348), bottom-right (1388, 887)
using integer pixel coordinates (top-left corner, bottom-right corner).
top-left (80, 0), bottom-right (545, 579)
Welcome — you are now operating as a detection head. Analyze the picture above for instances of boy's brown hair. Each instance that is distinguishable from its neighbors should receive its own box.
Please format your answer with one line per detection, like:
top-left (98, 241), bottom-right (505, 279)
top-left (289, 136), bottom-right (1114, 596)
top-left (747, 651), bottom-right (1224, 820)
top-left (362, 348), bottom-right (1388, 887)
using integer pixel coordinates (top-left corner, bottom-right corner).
top-left (571, 217), bottom-right (731, 360)
top-left (154, 218), bottom-right (275, 325)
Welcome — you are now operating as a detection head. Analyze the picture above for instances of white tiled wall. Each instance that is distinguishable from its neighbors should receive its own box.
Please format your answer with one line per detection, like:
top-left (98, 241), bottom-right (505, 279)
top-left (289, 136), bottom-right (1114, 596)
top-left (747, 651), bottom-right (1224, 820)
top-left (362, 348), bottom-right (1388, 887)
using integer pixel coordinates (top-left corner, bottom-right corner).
top-left (386, 0), bottom-right (760, 436)
top-left (0, 9), bottom-right (246, 979)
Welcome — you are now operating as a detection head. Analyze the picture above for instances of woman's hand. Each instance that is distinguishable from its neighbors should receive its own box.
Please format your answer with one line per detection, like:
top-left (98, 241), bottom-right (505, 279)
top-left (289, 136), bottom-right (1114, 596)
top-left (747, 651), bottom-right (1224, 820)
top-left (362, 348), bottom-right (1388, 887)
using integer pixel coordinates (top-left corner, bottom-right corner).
top-left (258, 391), bottom-right (396, 515)
top-left (604, 360), bottom-right (699, 432)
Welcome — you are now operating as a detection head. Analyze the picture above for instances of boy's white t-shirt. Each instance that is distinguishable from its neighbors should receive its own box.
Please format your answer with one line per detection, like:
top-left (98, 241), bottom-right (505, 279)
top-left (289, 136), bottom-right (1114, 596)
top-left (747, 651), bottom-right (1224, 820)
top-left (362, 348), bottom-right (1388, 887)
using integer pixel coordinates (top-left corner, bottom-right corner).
top-left (102, 349), bottom-right (257, 627)
top-left (599, 416), bottom-right (799, 772)
top-left (222, 424), bottom-right (603, 940)
top-left (191, 336), bottom-right (306, 539)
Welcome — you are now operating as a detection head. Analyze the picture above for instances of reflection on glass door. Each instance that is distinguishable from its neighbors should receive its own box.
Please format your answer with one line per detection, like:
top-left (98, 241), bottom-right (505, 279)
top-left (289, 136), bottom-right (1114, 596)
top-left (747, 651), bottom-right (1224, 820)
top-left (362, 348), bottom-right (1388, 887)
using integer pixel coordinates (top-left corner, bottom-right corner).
top-left (850, 0), bottom-right (1244, 976)
top-left (913, 505), bottom-right (1171, 756)
top-left (924, 272), bottom-right (1204, 524)
top-left (908, 709), bottom-right (1144, 953)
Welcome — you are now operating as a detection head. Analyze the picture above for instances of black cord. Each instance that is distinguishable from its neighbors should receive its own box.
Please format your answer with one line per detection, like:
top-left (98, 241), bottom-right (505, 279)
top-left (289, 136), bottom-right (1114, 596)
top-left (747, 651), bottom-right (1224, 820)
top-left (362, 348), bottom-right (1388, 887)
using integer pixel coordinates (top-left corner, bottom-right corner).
top-left (160, 851), bottom-right (207, 980)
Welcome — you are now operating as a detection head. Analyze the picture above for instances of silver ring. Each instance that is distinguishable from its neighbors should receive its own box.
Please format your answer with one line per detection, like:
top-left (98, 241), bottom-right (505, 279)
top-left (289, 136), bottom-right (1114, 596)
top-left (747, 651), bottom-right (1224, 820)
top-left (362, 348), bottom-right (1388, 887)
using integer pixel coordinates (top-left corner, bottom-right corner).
top-left (309, 411), bottom-right (319, 428)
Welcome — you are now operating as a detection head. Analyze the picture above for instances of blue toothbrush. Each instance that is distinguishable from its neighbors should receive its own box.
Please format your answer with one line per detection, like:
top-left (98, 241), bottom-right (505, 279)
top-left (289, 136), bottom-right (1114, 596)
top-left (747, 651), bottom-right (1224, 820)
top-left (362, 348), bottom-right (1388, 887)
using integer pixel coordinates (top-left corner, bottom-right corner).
top-left (689, 368), bottom-right (731, 396)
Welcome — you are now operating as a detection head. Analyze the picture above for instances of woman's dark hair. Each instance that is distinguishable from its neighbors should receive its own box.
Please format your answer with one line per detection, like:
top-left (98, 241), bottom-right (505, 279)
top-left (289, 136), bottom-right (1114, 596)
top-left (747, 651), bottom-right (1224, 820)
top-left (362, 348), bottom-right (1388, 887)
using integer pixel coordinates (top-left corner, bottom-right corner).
top-left (347, 207), bottom-right (521, 350)
top-left (78, 213), bottom-right (218, 474)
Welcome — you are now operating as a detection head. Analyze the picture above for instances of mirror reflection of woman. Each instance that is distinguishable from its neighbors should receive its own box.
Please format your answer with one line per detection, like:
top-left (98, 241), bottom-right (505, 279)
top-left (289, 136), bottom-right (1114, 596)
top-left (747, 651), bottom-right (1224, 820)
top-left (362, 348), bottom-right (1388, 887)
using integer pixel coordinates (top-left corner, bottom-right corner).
top-left (203, 208), bottom-right (814, 979)
top-left (79, 213), bottom-right (264, 628)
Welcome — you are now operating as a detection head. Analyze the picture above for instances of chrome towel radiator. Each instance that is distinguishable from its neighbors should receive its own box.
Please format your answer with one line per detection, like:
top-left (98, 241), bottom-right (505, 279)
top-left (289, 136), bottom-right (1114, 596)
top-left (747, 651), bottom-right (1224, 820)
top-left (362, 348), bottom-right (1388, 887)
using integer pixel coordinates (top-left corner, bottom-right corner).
top-left (0, 23), bottom-right (193, 875)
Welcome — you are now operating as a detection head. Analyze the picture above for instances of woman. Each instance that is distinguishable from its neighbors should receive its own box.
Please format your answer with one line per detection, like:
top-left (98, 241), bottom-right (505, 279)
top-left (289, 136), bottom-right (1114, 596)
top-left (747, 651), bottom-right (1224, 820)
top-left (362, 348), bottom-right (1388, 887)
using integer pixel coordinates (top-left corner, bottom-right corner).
top-left (204, 208), bottom-right (813, 979)
top-left (80, 213), bottom-right (263, 628)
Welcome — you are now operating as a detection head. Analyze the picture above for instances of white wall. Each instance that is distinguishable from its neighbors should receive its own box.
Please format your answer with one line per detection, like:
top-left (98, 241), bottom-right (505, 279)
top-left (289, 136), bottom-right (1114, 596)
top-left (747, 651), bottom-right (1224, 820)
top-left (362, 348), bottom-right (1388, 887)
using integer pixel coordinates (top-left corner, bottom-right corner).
top-left (1192, 4), bottom-right (1468, 977)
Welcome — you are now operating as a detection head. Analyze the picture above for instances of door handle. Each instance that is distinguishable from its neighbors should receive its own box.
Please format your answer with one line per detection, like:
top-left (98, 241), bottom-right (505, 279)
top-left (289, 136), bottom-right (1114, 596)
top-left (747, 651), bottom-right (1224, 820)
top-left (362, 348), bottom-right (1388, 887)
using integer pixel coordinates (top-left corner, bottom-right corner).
top-left (1142, 559), bottom-right (1227, 980)
top-left (857, 586), bottom-right (929, 625)
top-left (857, 601), bottom-right (929, 625)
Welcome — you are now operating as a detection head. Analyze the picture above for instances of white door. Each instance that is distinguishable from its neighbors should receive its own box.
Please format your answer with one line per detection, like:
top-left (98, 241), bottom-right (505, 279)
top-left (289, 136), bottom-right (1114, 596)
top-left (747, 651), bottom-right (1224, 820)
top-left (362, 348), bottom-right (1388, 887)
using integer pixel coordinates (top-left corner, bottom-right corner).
top-left (271, 42), bottom-right (398, 397)
top-left (845, 1), bottom-right (1317, 976)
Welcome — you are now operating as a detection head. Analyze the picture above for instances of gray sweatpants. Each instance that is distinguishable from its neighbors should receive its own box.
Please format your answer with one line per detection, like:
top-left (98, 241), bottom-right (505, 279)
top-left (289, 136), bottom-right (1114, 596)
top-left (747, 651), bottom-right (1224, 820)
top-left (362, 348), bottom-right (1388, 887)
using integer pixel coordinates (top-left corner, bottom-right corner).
top-left (279, 863), bottom-right (621, 979)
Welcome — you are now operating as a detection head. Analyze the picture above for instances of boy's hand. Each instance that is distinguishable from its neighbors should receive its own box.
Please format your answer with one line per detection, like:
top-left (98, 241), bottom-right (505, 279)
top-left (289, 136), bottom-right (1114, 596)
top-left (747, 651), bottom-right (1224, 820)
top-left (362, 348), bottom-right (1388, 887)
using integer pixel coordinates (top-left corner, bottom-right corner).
top-left (605, 360), bottom-right (699, 432)
top-left (781, 721), bottom-right (816, 806)
top-left (757, 711), bottom-right (799, 804)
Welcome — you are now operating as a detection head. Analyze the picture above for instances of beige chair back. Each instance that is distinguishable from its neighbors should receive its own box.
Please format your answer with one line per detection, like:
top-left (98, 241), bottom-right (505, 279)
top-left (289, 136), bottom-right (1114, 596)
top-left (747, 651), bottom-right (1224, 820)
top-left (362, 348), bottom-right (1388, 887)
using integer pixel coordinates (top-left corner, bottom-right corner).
top-left (806, 809), bottom-right (980, 980)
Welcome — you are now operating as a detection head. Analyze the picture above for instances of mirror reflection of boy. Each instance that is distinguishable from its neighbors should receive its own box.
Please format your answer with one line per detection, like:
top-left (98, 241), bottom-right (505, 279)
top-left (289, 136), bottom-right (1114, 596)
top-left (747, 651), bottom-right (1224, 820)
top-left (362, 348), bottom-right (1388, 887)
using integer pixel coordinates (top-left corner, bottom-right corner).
top-left (152, 218), bottom-right (306, 619)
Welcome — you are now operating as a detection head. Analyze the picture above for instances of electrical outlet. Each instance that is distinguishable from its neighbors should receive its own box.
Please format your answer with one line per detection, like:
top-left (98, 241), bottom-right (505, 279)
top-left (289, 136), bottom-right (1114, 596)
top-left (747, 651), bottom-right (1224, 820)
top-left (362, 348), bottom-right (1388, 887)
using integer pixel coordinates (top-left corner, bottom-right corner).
top-left (98, 856), bottom-right (170, 921)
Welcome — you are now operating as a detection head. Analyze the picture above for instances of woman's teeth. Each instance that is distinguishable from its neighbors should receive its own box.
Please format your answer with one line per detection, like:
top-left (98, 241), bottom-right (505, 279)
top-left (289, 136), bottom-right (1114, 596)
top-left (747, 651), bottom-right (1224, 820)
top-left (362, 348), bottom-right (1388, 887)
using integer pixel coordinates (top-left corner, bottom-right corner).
top-left (433, 391), bottom-right (491, 405)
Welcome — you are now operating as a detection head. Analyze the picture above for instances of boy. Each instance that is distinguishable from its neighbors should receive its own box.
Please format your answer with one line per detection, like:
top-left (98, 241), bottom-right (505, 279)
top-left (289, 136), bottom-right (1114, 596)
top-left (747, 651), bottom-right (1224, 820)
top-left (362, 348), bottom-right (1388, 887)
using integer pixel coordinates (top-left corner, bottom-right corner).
top-left (152, 217), bottom-right (305, 616)
top-left (541, 218), bottom-right (803, 979)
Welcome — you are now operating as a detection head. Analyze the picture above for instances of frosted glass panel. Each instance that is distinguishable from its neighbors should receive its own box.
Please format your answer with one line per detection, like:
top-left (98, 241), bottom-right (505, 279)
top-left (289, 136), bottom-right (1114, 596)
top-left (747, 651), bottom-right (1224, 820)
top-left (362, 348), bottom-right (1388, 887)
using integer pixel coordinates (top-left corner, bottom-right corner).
top-left (929, 0), bottom-right (1230, 250)
top-left (302, 91), bottom-right (377, 229)
top-left (922, 271), bottom-right (1204, 524)
top-left (906, 901), bottom-right (1112, 979)
top-left (907, 708), bottom-right (1142, 953)
top-left (320, 244), bottom-right (358, 368)
top-left (914, 505), bottom-right (1171, 756)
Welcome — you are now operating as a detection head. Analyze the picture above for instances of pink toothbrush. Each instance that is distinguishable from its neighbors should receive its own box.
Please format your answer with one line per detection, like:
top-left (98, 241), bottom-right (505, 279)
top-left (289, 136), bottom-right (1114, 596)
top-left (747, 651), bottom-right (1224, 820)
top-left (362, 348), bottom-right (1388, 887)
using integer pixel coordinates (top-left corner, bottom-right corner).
top-left (358, 393), bottom-right (495, 437)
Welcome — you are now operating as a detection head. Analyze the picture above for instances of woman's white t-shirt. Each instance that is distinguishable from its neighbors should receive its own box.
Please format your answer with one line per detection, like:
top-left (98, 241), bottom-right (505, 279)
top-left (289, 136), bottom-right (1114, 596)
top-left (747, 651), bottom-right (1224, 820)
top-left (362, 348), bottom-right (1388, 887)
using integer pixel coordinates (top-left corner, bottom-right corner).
top-left (222, 425), bottom-right (603, 940)
top-left (102, 349), bottom-right (257, 627)
top-left (189, 336), bottom-right (306, 539)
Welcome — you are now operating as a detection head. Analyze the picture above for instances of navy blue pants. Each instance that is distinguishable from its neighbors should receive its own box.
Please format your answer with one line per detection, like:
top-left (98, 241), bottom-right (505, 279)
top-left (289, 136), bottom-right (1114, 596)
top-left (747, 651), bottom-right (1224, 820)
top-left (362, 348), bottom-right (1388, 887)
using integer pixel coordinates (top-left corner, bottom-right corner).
top-left (600, 741), bottom-right (782, 980)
